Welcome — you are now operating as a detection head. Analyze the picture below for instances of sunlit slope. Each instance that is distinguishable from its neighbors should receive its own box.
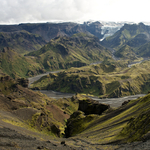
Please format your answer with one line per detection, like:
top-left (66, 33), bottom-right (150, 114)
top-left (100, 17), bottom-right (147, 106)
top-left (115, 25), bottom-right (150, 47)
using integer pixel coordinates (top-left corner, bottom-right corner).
top-left (31, 60), bottom-right (150, 97)
top-left (0, 47), bottom-right (45, 78)
top-left (66, 93), bottom-right (150, 144)
top-left (0, 30), bottom-right (46, 54)
top-left (101, 23), bottom-right (150, 59)
top-left (27, 33), bottom-right (112, 71)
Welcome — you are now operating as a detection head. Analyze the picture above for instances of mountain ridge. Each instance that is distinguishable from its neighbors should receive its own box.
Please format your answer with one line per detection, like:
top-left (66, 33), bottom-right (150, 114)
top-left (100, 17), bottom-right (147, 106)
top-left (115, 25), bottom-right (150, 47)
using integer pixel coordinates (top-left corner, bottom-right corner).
top-left (26, 33), bottom-right (112, 71)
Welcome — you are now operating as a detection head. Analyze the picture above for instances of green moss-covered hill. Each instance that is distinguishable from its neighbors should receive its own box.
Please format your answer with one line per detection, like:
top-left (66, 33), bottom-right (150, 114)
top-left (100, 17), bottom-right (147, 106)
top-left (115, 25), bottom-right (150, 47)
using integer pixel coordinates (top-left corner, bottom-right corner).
top-left (64, 93), bottom-right (150, 145)
top-left (27, 33), bottom-right (112, 71)
top-left (101, 23), bottom-right (150, 59)
top-left (31, 59), bottom-right (150, 98)
top-left (115, 45), bottom-right (138, 60)
top-left (0, 47), bottom-right (46, 78)
top-left (0, 30), bottom-right (46, 54)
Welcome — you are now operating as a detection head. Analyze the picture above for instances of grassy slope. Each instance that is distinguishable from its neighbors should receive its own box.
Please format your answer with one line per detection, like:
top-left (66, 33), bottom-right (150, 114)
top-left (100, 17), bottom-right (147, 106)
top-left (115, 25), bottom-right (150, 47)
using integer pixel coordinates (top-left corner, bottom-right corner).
top-left (27, 33), bottom-right (112, 71)
top-left (0, 30), bottom-right (46, 54)
top-left (0, 47), bottom-right (45, 78)
top-left (66, 93), bottom-right (150, 144)
top-left (114, 45), bottom-right (138, 59)
top-left (137, 42), bottom-right (150, 57)
top-left (31, 59), bottom-right (150, 97)
top-left (0, 76), bottom-right (78, 137)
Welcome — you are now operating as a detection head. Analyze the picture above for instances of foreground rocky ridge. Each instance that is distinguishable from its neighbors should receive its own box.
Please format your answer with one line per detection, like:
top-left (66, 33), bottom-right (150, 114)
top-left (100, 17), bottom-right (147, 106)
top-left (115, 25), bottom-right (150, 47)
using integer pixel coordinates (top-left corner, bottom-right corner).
top-left (65, 93), bottom-right (150, 146)
top-left (1, 75), bottom-right (150, 149)
top-left (0, 75), bottom-right (79, 137)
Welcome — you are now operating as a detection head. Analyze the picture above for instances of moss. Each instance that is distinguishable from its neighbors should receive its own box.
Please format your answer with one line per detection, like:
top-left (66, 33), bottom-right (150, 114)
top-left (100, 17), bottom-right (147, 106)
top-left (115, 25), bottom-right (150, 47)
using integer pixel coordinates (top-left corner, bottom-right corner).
top-left (31, 59), bottom-right (150, 97)
top-left (27, 34), bottom-right (112, 72)
top-left (29, 112), bottom-right (41, 127)
top-left (0, 48), bottom-right (45, 78)
top-left (65, 111), bottom-right (98, 137)
top-left (119, 110), bottom-right (150, 142)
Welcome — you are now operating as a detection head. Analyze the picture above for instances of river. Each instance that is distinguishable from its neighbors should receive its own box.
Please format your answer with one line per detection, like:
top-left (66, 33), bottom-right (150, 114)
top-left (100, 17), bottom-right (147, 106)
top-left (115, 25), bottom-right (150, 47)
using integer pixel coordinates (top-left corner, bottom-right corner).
top-left (29, 74), bottom-right (146, 108)
top-left (35, 90), bottom-right (145, 108)
top-left (28, 55), bottom-right (148, 108)
top-left (28, 70), bottom-right (61, 86)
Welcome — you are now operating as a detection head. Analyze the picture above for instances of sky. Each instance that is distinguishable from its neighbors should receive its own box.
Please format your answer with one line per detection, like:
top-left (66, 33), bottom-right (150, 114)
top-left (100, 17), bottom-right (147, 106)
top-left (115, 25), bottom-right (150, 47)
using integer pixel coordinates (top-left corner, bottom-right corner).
top-left (0, 0), bottom-right (150, 24)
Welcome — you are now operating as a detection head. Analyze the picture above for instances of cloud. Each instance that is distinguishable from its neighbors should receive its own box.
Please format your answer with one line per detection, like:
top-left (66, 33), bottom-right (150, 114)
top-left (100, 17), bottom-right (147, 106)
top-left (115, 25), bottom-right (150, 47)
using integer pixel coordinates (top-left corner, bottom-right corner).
top-left (0, 0), bottom-right (150, 24)
top-left (0, 0), bottom-right (88, 24)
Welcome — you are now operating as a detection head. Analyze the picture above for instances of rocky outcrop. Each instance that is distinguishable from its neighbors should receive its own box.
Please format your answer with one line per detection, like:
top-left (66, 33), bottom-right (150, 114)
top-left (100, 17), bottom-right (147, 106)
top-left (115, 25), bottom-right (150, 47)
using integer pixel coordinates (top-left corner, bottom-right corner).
top-left (78, 98), bottom-right (110, 115)
top-left (17, 78), bottom-right (29, 88)
top-left (65, 111), bottom-right (85, 137)
top-left (65, 97), bottom-right (110, 137)
top-left (0, 75), bottom-right (12, 81)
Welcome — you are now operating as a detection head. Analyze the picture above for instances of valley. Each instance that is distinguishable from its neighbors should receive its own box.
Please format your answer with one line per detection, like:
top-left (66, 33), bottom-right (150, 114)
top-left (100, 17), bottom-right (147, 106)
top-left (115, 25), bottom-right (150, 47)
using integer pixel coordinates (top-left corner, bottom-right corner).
top-left (30, 58), bottom-right (150, 98)
top-left (1, 21), bottom-right (150, 150)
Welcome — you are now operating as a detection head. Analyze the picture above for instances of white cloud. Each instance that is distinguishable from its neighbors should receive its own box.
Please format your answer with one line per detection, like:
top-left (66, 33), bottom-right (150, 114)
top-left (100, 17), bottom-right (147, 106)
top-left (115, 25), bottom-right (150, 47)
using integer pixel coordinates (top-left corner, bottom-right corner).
top-left (0, 0), bottom-right (150, 24)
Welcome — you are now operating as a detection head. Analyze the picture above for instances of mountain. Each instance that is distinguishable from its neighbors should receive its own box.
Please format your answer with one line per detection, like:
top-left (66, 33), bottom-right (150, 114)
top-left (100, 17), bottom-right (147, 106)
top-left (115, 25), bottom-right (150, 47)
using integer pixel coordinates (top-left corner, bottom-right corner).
top-left (114, 45), bottom-right (137, 59)
top-left (0, 22), bottom-right (103, 42)
top-left (0, 47), bottom-right (45, 78)
top-left (101, 23), bottom-right (150, 49)
top-left (100, 23), bottom-right (150, 59)
top-left (0, 21), bottom-right (123, 43)
top-left (27, 33), bottom-right (112, 71)
top-left (137, 42), bottom-right (150, 57)
top-left (0, 21), bottom-right (129, 55)
top-left (0, 21), bottom-right (111, 54)
top-left (0, 30), bottom-right (47, 54)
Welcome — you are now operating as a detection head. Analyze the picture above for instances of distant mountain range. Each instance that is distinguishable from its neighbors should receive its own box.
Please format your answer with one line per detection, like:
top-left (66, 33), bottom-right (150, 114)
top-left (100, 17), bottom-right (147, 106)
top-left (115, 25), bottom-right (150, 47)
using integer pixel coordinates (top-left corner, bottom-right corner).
top-left (0, 21), bottom-right (126, 54)
top-left (1, 21), bottom-right (150, 78)
top-left (101, 22), bottom-right (150, 58)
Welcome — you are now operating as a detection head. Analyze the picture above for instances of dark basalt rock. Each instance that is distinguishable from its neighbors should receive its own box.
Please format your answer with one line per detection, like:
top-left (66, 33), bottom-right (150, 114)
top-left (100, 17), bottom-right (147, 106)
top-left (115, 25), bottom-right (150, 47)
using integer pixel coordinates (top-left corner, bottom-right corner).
top-left (78, 98), bottom-right (110, 115)
top-left (0, 76), bottom-right (11, 81)
top-left (17, 78), bottom-right (29, 88)
top-left (122, 100), bottom-right (131, 106)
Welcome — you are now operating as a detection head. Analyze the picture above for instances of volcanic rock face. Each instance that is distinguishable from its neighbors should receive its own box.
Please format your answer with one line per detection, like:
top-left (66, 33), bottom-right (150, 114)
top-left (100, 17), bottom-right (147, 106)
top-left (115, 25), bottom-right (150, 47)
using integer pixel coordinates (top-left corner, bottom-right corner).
top-left (78, 98), bottom-right (110, 115)
top-left (17, 78), bottom-right (29, 88)
top-left (65, 97), bottom-right (110, 137)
